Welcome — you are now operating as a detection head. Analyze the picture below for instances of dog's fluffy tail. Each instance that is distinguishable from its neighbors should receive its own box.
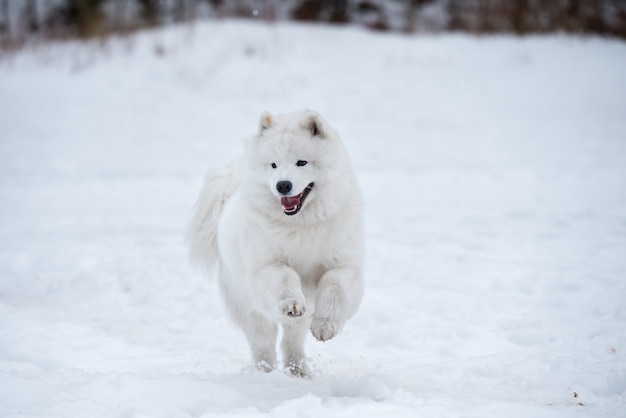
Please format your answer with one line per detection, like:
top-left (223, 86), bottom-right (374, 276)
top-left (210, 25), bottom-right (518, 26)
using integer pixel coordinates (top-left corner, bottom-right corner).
top-left (187, 156), bottom-right (241, 275)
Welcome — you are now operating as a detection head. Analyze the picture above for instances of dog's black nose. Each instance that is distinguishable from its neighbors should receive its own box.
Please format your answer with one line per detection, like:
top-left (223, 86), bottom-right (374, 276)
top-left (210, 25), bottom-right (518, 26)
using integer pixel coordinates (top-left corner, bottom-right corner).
top-left (276, 181), bottom-right (292, 195)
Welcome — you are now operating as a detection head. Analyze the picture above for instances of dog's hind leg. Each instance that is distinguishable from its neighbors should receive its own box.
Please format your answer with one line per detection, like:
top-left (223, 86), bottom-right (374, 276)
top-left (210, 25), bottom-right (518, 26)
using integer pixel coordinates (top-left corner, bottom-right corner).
top-left (281, 316), bottom-right (311, 378)
top-left (242, 312), bottom-right (278, 372)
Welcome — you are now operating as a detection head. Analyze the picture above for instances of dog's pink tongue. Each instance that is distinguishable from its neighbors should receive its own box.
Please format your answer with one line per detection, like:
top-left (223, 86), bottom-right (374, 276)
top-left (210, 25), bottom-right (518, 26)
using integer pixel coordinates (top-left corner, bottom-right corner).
top-left (281, 196), bottom-right (301, 210)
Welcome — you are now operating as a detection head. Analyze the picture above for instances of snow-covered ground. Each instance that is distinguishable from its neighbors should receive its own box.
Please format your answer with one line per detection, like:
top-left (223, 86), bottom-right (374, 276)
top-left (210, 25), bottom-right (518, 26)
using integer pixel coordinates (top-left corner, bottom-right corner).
top-left (1, 20), bottom-right (626, 417)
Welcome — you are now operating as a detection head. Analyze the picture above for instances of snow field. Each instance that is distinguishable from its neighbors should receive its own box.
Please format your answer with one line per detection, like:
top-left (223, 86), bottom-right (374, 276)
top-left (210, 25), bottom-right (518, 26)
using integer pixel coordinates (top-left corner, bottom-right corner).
top-left (1, 20), bottom-right (626, 417)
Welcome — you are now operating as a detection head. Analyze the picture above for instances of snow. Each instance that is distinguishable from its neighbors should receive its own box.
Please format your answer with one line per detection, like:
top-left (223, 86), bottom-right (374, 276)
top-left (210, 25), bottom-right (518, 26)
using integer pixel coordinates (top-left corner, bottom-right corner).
top-left (1, 20), bottom-right (626, 417)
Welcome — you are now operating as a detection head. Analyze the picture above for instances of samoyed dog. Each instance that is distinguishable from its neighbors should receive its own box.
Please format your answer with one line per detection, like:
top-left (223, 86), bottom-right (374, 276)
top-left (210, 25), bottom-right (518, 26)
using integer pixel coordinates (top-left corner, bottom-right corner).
top-left (188, 110), bottom-right (364, 377)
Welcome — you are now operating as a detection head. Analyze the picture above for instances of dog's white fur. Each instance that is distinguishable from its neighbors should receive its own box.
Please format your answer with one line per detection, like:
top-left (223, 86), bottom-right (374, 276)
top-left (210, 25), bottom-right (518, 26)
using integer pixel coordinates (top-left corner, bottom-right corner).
top-left (188, 110), bottom-right (364, 376)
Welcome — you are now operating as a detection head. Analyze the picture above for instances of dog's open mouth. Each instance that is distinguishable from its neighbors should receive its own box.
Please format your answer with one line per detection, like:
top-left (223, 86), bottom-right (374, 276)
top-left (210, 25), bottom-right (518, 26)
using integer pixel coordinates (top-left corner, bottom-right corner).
top-left (280, 183), bottom-right (314, 216)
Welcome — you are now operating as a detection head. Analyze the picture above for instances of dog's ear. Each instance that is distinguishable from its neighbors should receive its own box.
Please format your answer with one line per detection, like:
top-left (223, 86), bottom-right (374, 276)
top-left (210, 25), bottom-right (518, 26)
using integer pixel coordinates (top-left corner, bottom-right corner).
top-left (303, 112), bottom-right (325, 139)
top-left (259, 111), bottom-right (273, 134)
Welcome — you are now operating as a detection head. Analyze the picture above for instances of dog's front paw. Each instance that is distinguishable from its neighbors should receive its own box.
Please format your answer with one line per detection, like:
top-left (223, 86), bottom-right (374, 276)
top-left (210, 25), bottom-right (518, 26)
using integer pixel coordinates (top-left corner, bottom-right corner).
top-left (281, 298), bottom-right (306, 318)
top-left (310, 317), bottom-right (337, 342)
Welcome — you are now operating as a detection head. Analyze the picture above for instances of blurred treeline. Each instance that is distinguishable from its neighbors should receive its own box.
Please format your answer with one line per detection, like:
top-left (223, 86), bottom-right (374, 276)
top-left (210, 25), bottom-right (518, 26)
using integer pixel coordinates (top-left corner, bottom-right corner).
top-left (1, 0), bottom-right (625, 48)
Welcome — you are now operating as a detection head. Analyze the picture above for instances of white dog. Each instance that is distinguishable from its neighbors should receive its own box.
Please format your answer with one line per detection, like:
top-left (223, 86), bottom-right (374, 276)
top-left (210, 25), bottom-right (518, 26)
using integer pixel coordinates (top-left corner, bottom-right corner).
top-left (188, 110), bottom-right (364, 377)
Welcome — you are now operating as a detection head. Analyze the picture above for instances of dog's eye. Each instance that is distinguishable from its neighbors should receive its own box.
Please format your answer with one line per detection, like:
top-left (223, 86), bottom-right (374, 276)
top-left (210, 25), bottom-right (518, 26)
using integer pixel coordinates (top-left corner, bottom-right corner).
top-left (296, 160), bottom-right (307, 167)
top-left (271, 163), bottom-right (277, 169)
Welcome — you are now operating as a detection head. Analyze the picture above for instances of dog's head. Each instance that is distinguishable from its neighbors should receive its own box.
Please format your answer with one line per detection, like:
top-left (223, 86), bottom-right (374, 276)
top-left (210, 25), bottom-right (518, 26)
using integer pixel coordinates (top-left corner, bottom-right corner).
top-left (244, 110), bottom-right (352, 219)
